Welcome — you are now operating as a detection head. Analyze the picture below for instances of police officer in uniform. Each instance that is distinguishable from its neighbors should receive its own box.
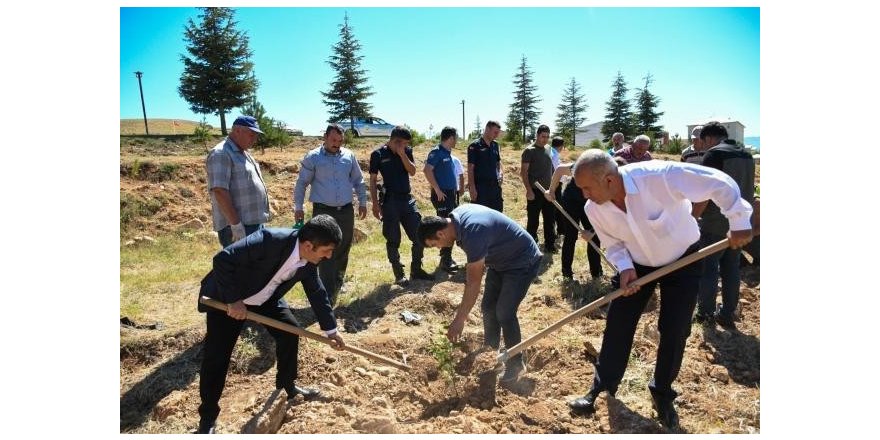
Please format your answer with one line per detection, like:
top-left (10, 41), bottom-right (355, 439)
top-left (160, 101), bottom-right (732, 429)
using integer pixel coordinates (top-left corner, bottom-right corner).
top-left (369, 126), bottom-right (435, 285)
top-left (424, 126), bottom-right (462, 273)
top-left (467, 120), bottom-right (504, 212)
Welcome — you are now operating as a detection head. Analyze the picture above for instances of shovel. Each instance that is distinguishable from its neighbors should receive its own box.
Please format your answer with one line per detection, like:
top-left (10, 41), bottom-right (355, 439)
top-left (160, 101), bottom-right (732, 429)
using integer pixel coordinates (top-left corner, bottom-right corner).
top-left (199, 296), bottom-right (410, 371)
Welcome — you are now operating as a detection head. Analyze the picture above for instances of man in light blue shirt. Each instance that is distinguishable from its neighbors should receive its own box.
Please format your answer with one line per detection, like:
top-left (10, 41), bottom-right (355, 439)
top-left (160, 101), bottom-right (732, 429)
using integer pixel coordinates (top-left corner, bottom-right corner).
top-left (293, 124), bottom-right (368, 305)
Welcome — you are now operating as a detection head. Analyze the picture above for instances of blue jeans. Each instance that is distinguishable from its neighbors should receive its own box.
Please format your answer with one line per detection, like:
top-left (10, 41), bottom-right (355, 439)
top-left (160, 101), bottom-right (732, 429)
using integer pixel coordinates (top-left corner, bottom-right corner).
top-left (697, 231), bottom-right (742, 320)
top-left (217, 223), bottom-right (264, 248)
top-left (481, 257), bottom-right (541, 365)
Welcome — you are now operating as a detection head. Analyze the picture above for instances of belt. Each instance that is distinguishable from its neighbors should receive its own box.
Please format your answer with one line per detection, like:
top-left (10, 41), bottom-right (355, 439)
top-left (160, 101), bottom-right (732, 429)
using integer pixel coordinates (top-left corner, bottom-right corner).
top-left (313, 202), bottom-right (353, 211)
top-left (384, 191), bottom-right (412, 199)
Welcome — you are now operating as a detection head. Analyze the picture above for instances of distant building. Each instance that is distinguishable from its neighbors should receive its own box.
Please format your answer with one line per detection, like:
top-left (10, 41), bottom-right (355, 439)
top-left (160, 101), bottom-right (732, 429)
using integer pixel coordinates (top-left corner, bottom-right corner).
top-left (687, 118), bottom-right (745, 145)
top-left (574, 121), bottom-right (604, 147)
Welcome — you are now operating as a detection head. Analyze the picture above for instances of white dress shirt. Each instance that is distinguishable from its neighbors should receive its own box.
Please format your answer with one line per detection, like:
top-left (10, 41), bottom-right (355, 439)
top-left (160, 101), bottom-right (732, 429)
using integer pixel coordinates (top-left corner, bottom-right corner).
top-left (243, 240), bottom-right (337, 337)
top-left (585, 161), bottom-right (753, 271)
top-left (452, 155), bottom-right (464, 190)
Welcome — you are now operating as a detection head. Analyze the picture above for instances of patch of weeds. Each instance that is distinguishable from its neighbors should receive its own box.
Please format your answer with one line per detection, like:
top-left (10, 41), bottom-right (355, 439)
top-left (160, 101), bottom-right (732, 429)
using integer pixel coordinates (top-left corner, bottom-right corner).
top-left (230, 326), bottom-right (262, 373)
top-left (120, 193), bottom-right (164, 228)
top-left (157, 163), bottom-right (180, 181)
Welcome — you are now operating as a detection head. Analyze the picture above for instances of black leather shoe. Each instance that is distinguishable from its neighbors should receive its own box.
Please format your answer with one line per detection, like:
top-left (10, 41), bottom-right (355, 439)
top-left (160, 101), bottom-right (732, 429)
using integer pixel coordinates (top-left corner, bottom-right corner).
top-left (287, 385), bottom-right (321, 401)
top-left (652, 399), bottom-right (680, 430)
top-left (714, 312), bottom-right (736, 329)
top-left (440, 259), bottom-right (460, 272)
top-left (693, 312), bottom-right (715, 326)
top-left (410, 265), bottom-right (435, 281)
top-left (568, 390), bottom-right (600, 414)
top-left (196, 419), bottom-right (216, 434)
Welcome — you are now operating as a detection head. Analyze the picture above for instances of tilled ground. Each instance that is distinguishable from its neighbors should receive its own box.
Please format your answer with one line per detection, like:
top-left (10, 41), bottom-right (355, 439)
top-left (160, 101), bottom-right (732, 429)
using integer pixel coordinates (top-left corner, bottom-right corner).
top-left (121, 268), bottom-right (760, 434)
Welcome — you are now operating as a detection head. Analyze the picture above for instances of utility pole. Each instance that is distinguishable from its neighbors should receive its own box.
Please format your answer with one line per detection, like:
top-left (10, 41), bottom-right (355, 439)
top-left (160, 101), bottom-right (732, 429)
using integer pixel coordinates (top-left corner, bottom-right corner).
top-left (460, 99), bottom-right (465, 142)
top-left (134, 71), bottom-right (149, 135)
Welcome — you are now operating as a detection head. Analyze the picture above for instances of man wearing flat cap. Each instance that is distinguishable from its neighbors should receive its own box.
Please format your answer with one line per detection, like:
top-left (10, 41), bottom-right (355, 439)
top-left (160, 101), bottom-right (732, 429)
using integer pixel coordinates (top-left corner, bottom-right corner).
top-left (206, 115), bottom-right (271, 247)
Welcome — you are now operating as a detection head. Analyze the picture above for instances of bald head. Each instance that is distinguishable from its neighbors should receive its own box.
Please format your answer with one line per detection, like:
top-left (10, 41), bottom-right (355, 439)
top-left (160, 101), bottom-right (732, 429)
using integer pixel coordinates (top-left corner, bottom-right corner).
top-left (572, 149), bottom-right (620, 204)
top-left (573, 149), bottom-right (618, 179)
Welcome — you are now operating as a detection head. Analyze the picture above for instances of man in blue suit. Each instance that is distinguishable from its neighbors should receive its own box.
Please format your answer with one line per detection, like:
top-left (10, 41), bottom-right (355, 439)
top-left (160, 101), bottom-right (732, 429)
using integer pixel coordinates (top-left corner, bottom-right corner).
top-left (196, 215), bottom-right (346, 434)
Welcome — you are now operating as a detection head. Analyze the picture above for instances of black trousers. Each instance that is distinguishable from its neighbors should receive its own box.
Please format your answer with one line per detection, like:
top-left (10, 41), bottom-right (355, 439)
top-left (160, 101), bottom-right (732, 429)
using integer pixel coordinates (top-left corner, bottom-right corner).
top-left (381, 194), bottom-right (423, 266)
top-left (526, 187), bottom-right (556, 249)
top-left (474, 181), bottom-right (503, 212)
top-left (589, 244), bottom-right (703, 405)
top-left (313, 203), bottom-right (354, 305)
top-left (198, 304), bottom-right (301, 423)
top-left (430, 188), bottom-right (458, 261)
top-left (560, 192), bottom-right (602, 278)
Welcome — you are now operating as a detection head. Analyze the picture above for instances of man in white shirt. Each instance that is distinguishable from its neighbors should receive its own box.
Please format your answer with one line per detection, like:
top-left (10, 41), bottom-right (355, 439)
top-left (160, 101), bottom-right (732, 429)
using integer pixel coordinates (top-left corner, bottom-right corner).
top-left (566, 149), bottom-right (752, 430)
top-left (196, 215), bottom-right (347, 434)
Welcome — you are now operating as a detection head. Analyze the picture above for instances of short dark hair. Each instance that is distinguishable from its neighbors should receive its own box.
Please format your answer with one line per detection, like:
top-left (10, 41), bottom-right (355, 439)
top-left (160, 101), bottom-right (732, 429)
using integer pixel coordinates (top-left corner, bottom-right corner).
top-left (325, 123), bottom-right (344, 136)
top-left (699, 121), bottom-right (728, 141)
top-left (551, 136), bottom-right (564, 148)
top-left (536, 124), bottom-right (550, 135)
top-left (440, 126), bottom-right (458, 142)
top-left (390, 125), bottom-right (412, 141)
top-left (298, 214), bottom-right (343, 247)
top-left (485, 120), bottom-right (501, 130)
top-left (417, 216), bottom-right (449, 246)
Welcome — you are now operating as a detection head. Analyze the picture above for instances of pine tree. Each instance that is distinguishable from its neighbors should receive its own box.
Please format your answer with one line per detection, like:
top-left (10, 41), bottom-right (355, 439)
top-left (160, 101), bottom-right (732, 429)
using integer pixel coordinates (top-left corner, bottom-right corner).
top-left (321, 13), bottom-right (374, 131)
top-left (555, 77), bottom-right (588, 146)
top-left (507, 56), bottom-right (541, 142)
top-left (634, 73), bottom-right (664, 134)
top-left (178, 7), bottom-right (258, 135)
top-left (601, 71), bottom-right (634, 140)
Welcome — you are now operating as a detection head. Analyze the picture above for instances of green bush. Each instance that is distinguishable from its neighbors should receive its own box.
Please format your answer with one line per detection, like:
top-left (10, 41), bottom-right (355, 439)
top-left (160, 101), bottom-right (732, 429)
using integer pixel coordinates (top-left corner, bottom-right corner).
top-left (255, 117), bottom-right (292, 152)
top-left (589, 139), bottom-right (604, 150)
top-left (405, 126), bottom-right (427, 146)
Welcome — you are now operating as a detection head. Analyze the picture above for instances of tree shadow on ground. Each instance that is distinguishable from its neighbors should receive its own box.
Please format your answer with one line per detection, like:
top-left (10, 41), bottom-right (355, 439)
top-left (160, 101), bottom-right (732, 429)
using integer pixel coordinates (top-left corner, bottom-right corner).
top-left (606, 395), bottom-right (670, 434)
top-left (560, 276), bottom-right (614, 316)
top-left (700, 325), bottom-right (760, 387)
top-left (288, 280), bottom-right (422, 333)
top-left (119, 323), bottom-right (276, 432)
top-left (120, 342), bottom-right (202, 431)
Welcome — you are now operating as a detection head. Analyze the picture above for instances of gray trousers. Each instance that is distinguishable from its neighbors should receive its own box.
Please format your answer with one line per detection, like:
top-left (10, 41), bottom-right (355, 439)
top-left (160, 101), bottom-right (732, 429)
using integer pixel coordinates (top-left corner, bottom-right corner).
top-left (312, 203), bottom-right (355, 305)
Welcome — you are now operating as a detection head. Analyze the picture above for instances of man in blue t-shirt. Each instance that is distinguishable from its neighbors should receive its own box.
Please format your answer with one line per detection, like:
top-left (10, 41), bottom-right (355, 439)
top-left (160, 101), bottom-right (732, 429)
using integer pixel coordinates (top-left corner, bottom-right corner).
top-left (369, 126), bottom-right (434, 286)
top-left (424, 126), bottom-right (463, 273)
top-left (418, 204), bottom-right (542, 384)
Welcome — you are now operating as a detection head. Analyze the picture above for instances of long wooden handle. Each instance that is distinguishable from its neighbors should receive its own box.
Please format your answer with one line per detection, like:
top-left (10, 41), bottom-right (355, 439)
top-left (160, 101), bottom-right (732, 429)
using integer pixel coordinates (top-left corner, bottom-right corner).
top-left (199, 297), bottom-right (410, 371)
top-left (533, 181), bottom-right (616, 271)
top-left (498, 237), bottom-right (732, 363)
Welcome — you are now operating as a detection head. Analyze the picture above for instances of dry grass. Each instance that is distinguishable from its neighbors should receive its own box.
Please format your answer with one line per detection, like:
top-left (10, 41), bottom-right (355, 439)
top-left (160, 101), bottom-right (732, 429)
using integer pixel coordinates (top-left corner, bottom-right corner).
top-left (121, 118), bottom-right (223, 136)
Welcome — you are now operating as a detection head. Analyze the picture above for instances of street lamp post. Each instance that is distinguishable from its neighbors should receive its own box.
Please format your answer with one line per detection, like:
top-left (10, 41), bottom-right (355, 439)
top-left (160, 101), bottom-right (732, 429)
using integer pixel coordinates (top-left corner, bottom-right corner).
top-left (134, 71), bottom-right (149, 135)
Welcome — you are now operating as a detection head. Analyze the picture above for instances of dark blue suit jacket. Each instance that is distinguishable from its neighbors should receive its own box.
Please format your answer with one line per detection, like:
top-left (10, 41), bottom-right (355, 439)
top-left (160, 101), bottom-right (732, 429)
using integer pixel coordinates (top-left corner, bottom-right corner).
top-left (198, 228), bottom-right (337, 332)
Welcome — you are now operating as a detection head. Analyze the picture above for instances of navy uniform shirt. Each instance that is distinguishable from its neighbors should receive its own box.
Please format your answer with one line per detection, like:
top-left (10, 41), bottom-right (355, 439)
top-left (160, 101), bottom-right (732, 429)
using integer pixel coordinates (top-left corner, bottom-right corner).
top-left (369, 145), bottom-right (415, 194)
top-left (467, 137), bottom-right (501, 184)
top-left (425, 144), bottom-right (457, 191)
top-left (451, 204), bottom-right (541, 272)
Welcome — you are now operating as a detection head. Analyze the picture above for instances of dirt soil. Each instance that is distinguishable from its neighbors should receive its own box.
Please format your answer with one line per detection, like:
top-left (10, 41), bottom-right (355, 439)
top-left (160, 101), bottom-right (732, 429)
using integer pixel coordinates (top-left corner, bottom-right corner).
top-left (120, 135), bottom-right (760, 434)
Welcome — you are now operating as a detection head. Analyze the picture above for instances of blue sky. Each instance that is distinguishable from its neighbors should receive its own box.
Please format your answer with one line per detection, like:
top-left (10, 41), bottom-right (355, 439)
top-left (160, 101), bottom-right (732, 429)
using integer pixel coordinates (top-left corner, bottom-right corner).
top-left (120, 7), bottom-right (759, 137)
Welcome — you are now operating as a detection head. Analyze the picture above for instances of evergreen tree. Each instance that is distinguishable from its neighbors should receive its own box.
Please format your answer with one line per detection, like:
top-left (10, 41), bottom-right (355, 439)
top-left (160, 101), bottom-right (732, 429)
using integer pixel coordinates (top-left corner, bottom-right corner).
top-left (179, 7), bottom-right (257, 135)
top-left (321, 13), bottom-right (374, 131)
top-left (507, 55), bottom-right (541, 142)
top-left (555, 77), bottom-right (588, 146)
top-left (634, 73), bottom-right (664, 134)
top-left (601, 71), bottom-right (634, 140)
